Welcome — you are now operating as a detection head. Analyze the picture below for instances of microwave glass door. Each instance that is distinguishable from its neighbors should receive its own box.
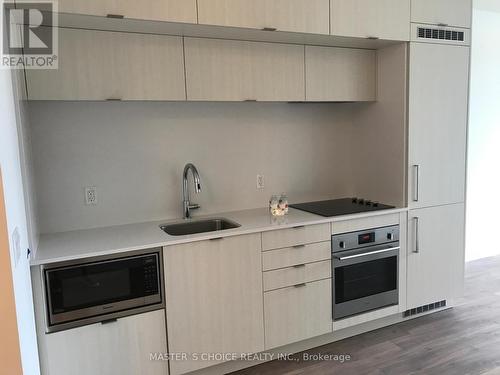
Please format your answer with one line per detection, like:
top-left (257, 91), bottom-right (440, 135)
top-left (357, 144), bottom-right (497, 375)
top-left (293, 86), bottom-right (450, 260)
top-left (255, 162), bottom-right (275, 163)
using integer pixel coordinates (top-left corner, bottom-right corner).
top-left (46, 254), bottom-right (159, 316)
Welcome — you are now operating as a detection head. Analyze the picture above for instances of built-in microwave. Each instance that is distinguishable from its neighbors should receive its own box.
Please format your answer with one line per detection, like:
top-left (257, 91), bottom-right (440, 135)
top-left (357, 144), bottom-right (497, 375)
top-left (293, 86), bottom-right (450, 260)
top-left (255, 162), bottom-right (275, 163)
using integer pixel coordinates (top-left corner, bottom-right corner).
top-left (42, 248), bottom-right (164, 333)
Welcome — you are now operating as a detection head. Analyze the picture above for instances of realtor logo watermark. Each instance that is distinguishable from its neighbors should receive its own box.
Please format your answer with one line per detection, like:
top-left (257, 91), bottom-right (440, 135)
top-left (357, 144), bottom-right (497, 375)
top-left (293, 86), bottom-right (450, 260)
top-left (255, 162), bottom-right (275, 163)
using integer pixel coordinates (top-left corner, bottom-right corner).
top-left (1, 1), bottom-right (58, 69)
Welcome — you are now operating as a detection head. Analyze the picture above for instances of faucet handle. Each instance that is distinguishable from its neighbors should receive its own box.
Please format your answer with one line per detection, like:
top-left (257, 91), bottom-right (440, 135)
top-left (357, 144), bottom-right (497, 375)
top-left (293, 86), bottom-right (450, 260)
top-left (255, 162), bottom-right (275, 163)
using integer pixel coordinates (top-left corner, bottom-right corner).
top-left (189, 203), bottom-right (200, 210)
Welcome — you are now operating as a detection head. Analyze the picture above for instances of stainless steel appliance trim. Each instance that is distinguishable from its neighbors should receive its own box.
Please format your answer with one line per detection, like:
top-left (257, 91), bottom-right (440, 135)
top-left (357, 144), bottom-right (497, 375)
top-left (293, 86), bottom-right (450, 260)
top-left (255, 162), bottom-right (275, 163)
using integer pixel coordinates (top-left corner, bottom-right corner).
top-left (332, 225), bottom-right (400, 253)
top-left (413, 164), bottom-right (420, 202)
top-left (335, 246), bottom-right (400, 261)
top-left (334, 289), bottom-right (399, 320)
top-left (42, 248), bottom-right (164, 333)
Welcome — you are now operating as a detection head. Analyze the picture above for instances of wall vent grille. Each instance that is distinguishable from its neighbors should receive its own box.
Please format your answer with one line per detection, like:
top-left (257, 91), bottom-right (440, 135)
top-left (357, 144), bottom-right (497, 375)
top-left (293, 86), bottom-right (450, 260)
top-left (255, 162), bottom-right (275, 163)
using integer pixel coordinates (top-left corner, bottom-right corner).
top-left (403, 300), bottom-right (446, 318)
top-left (417, 27), bottom-right (464, 42)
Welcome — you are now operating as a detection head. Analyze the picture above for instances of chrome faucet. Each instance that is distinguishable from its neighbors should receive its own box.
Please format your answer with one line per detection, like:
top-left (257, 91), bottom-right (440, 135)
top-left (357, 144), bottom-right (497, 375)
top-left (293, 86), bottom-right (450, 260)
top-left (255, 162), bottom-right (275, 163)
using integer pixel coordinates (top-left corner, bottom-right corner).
top-left (182, 163), bottom-right (201, 219)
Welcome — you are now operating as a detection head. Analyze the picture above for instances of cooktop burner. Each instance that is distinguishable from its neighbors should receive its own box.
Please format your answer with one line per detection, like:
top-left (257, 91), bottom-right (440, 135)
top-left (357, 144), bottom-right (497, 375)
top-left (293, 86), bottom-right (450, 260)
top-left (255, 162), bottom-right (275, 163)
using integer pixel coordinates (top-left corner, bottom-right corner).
top-left (289, 198), bottom-right (395, 217)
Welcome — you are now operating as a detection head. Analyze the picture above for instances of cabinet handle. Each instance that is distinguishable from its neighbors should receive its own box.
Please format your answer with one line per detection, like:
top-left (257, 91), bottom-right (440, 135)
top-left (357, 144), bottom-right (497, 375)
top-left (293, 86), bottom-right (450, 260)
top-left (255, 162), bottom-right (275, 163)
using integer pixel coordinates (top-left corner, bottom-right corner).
top-left (244, 99), bottom-right (257, 102)
top-left (366, 36), bottom-right (379, 40)
top-left (262, 27), bottom-right (277, 32)
top-left (106, 14), bottom-right (124, 19)
top-left (106, 98), bottom-right (122, 101)
top-left (412, 165), bottom-right (420, 202)
top-left (101, 318), bottom-right (118, 325)
top-left (292, 225), bottom-right (305, 229)
top-left (293, 244), bottom-right (306, 249)
top-left (293, 264), bottom-right (306, 268)
top-left (209, 237), bottom-right (224, 241)
top-left (294, 283), bottom-right (307, 288)
top-left (413, 217), bottom-right (420, 254)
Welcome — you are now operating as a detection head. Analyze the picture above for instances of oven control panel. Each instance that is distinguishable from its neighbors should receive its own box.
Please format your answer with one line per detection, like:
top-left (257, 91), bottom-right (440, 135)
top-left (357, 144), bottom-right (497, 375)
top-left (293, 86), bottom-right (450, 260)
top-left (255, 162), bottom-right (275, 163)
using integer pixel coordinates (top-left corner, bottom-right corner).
top-left (332, 225), bottom-right (399, 253)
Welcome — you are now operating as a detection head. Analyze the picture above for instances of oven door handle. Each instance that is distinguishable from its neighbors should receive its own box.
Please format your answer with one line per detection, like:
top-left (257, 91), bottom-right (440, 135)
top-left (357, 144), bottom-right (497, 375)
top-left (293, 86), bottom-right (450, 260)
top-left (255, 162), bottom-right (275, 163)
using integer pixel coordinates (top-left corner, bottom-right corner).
top-left (334, 246), bottom-right (400, 261)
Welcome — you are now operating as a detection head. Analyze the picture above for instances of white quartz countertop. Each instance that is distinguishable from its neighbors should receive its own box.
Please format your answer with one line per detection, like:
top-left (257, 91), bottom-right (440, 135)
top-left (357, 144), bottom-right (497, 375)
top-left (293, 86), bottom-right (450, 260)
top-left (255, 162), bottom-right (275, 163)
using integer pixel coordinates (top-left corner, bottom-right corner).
top-left (32, 206), bottom-right (408, 266)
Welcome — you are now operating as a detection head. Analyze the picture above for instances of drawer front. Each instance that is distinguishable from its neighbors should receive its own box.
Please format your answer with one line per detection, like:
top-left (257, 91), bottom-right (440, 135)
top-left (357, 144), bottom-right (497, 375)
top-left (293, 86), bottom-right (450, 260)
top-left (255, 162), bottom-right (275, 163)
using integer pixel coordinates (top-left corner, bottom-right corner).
top-left (263, 260), bottom-right (331, 291)
top-left (262, 223), bottom-right (330, 251)
top-left (262, 241), bottom-right (331, 271)
top-left (264, 279), bottom-right (332, 349)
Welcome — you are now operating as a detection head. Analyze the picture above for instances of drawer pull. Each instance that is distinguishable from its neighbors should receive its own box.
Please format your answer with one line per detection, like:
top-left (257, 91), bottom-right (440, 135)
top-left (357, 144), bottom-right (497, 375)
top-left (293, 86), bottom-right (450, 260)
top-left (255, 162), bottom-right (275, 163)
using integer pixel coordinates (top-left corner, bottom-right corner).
top-left (292, 225), bottom-right (305, 229)
top-left (294, 283), bottom-right (307, 288)
top-left (293, 244), bottom-right (306, 249)
top-left (106, 14), bottom-right (124, 19)
top-left (366, 36), bottom-right (379, 40)
top-left (293, 264), bottom-right (306, 268)
top-left (209, 237), bottom-right (224, 241)
top-left (106, 98), bottom-right (122, 101)
top-left (101, 318), bottom-right (118, 325)
top-left (262, 27), bottom-right (277, 32)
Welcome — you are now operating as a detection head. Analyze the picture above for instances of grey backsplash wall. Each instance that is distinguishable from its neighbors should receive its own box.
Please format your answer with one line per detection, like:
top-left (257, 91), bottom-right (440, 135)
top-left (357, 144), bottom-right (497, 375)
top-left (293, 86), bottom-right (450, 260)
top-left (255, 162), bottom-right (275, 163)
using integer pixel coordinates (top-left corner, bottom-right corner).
top-left (29, 101), bottom-right (357, 234)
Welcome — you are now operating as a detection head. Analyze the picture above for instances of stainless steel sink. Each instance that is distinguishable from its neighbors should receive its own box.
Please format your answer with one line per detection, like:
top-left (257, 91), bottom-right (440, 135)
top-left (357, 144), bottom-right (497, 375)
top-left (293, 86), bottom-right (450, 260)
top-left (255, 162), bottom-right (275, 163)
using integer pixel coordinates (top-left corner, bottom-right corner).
top-left (160, 218), bottom-right (241, 236)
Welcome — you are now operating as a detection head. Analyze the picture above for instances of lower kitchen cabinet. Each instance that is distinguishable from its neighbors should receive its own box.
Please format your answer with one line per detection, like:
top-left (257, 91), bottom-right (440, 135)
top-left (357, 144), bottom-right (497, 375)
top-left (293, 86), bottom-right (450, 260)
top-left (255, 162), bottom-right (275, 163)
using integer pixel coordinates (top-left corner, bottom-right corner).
top-left (42, 310), bottom-right (168, 375)
top-left (264, 278), bottom-right (332, 349)
top-left (407, 203), bottom-right (465, 309)
top-left (164, 234), bottom-right (264, 375)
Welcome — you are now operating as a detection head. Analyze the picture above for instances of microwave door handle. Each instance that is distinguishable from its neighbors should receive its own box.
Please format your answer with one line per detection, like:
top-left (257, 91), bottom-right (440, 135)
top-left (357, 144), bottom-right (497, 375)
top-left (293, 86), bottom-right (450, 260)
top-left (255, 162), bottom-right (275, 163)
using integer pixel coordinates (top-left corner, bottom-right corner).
top-left (335, 246), bottom-right (400, 261)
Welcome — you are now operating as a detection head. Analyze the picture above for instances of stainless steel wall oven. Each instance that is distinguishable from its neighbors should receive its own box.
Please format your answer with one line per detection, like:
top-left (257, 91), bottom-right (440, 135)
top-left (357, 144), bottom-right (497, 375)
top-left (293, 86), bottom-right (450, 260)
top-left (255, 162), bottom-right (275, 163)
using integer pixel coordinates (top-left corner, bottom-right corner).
top-left (332, 225), bottom-right (399, 320)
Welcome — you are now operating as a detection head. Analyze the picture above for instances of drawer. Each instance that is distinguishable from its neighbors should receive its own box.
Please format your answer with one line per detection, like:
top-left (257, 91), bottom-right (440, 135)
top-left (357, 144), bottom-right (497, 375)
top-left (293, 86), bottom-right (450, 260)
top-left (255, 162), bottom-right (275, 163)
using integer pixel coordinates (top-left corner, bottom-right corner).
top-left (264, 278), bottom-right (332, 349)
top-left (262, 241), bottom-right (331, 271)
top-left (262, 223), bottom-right (330, 251)
top-left (263, 260), bottom-right (331, 291)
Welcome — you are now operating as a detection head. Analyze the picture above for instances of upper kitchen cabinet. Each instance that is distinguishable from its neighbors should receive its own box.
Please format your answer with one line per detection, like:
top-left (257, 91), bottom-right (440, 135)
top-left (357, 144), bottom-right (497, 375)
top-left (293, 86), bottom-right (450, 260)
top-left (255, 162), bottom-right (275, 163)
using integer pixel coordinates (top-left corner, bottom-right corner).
top-left (57, 0), bottom-right (197, 23)
top-left (197, 0), bottom-right (330, 35)
top-left (305, 46), bottom-right (376, 102)
top-left (408, 43), bottom-right (469, 209)
top-left (330, 0), bottom-right (410, 41)
top-left (26, 28), bottom-right (186, 100)
top-left (164, 234), bottom-right (264, 375)
top-left (411, 0), bottom-right (472, 28)
top-left (184, 37), bottom-right (305, 101)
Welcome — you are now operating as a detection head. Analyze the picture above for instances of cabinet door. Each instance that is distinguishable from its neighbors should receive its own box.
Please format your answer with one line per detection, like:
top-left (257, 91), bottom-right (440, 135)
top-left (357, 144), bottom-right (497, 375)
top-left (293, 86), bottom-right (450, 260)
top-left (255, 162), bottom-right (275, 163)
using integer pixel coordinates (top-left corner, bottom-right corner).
top-left (305, 46), bottom-right (376, 102)
top-left (164, 234), bottom-right (264, 375)
top-left (44, 310), bottom-right (168, 375)
top-left (26, 28), bottom-right (186, 100)
top-left (184, 37), bottom-right (305, 101)
top-left (408, 43), bottom-right (469, 209)
top-left (330, 0), bottom-right (410, 41)
top-left (411, 0), bottom-right (472, 28)
top-left (57, 0), bottom-right (197, 23)
top-left (407, 204), bottom-right (465, 309)
top-left (264, 279), bottom-right (332, 349)
top-left (197, 0), bottom-right (329, 35)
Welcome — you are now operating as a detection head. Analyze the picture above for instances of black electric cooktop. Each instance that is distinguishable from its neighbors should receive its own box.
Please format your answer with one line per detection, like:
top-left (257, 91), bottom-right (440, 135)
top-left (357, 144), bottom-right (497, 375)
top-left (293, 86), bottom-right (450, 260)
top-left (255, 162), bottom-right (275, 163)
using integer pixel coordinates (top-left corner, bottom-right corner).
top-left (289, 198), bottom-right (395, 217)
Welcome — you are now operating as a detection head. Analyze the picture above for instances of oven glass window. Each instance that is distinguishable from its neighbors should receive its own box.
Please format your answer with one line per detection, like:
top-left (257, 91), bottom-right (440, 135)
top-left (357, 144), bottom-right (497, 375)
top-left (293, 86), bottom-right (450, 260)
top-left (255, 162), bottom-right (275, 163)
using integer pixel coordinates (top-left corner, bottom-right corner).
top-left (335, 256), bottom-right (397, 304)
top-left (47, 255), bottom-right (159, 314)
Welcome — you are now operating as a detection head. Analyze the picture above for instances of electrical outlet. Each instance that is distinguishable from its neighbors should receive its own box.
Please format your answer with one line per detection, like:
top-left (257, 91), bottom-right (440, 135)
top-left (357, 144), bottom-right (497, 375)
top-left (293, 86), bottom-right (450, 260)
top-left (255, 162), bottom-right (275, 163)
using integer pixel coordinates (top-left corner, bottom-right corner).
top-left (256, 174), bottom-right (264, 190)
top-left (85, 186), bottom-right (97, 205)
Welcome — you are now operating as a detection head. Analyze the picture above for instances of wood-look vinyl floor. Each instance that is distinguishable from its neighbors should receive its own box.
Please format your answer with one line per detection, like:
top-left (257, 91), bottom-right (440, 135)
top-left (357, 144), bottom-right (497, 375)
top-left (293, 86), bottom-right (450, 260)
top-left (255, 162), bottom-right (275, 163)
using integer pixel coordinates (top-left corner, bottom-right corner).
top-left (231, 256), bottom-right (500, 375)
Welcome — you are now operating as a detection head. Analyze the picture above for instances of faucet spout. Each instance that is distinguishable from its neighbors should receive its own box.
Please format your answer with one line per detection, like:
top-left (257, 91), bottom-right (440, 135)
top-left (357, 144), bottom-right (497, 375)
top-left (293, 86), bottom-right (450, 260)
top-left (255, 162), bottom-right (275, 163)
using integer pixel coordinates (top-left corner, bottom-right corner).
top-left (182, 163), bottom-right (202, 219)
